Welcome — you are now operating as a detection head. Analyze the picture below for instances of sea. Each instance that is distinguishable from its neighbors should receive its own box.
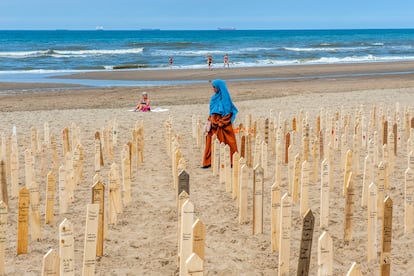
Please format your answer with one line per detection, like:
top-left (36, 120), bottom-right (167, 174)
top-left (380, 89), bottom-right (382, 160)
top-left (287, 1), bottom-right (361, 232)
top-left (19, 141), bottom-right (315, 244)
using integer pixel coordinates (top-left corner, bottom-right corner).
top-left (1, 29), bottom-right (414, 87)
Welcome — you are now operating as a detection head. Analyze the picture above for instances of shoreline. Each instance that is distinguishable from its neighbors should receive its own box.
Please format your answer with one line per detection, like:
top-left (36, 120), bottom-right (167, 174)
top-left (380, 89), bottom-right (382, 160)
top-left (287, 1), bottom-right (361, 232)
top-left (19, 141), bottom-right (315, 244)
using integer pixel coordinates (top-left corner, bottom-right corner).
top-left (2, 61), bottom-right (414, 112)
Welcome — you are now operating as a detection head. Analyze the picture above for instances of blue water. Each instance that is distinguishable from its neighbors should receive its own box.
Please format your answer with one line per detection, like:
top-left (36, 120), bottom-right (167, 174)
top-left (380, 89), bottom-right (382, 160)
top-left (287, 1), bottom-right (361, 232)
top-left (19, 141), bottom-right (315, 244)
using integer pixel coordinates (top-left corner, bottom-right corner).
top-left (1, 29), bottom-right (414, 86)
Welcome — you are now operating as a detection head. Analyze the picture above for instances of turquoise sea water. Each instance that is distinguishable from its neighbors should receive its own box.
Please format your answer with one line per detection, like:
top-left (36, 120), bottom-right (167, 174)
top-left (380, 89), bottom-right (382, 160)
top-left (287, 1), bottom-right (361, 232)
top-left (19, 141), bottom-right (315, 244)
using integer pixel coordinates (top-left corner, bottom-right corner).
top-left (1, 29), bottom-right (414, 86)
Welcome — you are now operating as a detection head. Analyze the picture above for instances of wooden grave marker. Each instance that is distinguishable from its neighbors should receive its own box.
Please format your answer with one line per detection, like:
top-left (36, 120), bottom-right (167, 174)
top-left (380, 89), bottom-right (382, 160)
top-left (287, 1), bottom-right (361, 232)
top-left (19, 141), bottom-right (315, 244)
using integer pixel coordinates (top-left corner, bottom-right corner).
top-left (240, 135), bottom-right (246, 159)
top-left (405, 167), bottom-right (414, 233)
top-left (186, 253), bottom-right (203, 276)
top-left (109, 163), bottom-right (122, 225)
top-left (0, 201), bottom-right (6, 275)
top-left (45, 171), bottom-right (56, 224)
top-left (0, 161), bottom-right (7, 207)
top-left (318, 231), bottom-right (333, 276)
top-left (297, 209), bottom-right (315, 276)
top-left (293, 154), bottom-right (301, 203)
top-left (224, 145), bottom-right (232, 192)
top-left (29, 180), bottom-right (41, 241)
top-left (31, 127), bottom-right (38, 155)
top-left (213, 138), bottom-right (220, 176)
top-left (276, 142), bottom-right (283, 186)
top-left (344, 172), bottom-right (354, 243)
top-left (285, 132), bottom-right (290, 164)
top-left (59, 165), bottom-right (68, 214)
top-left (92, 181), bottom-right (105, 257)
top-left (40, 142), bottom-right (48, 178)
top-left (361, 154), bottom-right (373, 207)
top-left (377, 162), bottom-right (386, 219)
top-left (271, 181), bottom-right (281, 252)
top-left (239, 164), bottom-right (249, 224)
top-left (300, 160), bottom-right (310, 218)
top-left (367, 182), bottom-right (377, 262)
top-left (380, 196), bottom-right (393, 276)
top-left (346, 262), bottom-right (362, 276)
top-left (10, 149), bottom-right (19, 198)
top-left (59, 218), bottom-right (74, 275)
top-left (278, 193), bottom-right (292, 276)
top-left (82, 204), bottom-right (100, 276)
top-left (51, 134), bottom-right (59, 172)
top-left (177, 191), bottom-right (189, 257)
top-left (41, 248), bottom-right (59, 276)
top-left (94, 131), bottom-right (104, 172)
top-left (253, 164), bottom-right (264, 235)
top-left (320, 159), bottom-right (329, 229)
top-left (343, 149), bottom-right (352, 196)
top-left (17, 187), bottom-right (30, 254)
top-left (122, 155), bottom-right (132, 206)
top-left (192, 219), bottom-right (205, 260)
top-left (62, 127), bottom-right (70, 156)
top-left (232, 152), bottom-right (240, 204)
top-left (24, 149), bottom-right (33, 189)
top-left (179, 200), bottom-right (194, 276)
top-left (178, 170), bottom-right (190, 201)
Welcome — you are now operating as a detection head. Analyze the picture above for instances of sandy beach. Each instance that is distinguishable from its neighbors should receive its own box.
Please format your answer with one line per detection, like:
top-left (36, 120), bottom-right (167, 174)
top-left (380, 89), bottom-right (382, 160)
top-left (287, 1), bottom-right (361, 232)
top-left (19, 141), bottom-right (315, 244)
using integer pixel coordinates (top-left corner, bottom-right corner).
top-left (2, 62), bottom-right (414, 275)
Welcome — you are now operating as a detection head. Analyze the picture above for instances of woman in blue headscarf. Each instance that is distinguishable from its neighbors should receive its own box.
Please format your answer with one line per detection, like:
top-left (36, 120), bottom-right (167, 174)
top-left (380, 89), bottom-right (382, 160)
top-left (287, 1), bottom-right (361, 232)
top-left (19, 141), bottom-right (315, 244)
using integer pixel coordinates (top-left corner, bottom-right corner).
top-left (202, 79), bottom-right (238, 168)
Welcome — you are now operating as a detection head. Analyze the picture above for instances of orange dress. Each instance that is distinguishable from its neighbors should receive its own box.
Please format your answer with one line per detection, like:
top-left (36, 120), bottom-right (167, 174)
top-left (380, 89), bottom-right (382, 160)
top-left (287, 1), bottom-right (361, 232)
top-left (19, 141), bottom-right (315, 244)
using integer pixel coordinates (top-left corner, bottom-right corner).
top-left (202, 113), bottom-right (238, 167)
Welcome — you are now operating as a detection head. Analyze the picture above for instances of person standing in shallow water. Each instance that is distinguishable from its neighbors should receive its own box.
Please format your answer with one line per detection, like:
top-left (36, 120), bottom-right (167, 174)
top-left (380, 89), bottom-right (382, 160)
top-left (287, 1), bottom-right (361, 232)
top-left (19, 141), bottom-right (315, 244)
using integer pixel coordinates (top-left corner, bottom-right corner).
top-left (201, 79), bottom-right (238, 168)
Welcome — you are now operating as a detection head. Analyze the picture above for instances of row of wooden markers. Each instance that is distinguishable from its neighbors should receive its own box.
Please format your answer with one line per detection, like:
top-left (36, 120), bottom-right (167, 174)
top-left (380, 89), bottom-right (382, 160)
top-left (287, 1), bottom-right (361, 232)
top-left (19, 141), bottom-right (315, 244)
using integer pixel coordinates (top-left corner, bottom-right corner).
top-left (0, 120), bottom-right (145, 275)
top-left (190, 103), bottom-right (409, 275)
top-left (165, 116), bottom-right (205, 276)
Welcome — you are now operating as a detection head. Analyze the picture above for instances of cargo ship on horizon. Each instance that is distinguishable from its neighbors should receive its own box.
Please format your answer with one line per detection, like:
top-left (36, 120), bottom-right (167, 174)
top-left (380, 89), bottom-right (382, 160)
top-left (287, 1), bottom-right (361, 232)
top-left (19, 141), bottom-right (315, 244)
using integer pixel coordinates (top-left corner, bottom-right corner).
top-left (217, 27), bottom-right (236, 30)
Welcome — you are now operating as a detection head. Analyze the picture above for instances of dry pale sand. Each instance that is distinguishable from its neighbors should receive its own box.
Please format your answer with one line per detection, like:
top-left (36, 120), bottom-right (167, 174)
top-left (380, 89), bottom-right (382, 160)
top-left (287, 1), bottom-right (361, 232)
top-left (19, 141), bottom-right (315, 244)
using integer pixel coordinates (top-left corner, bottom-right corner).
top-left (2, 63), bottom-right (414, 275)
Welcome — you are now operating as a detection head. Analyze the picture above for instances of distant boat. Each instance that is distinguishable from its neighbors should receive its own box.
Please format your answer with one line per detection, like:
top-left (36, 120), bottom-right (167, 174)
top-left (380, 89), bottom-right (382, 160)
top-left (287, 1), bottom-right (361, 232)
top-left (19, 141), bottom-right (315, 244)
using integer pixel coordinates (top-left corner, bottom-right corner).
top-left (141, 28), bottom-right (161, 31)
top-left (217, 27), bottom-right (236, 30)
top-left (96, 26), bottom-right (104, 31)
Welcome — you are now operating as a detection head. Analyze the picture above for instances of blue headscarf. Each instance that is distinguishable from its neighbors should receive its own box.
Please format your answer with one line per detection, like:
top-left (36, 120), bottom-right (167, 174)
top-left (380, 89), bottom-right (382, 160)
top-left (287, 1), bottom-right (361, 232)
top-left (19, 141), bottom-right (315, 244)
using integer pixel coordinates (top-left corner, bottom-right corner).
top-left (209, 79), bottom-right (238, 124)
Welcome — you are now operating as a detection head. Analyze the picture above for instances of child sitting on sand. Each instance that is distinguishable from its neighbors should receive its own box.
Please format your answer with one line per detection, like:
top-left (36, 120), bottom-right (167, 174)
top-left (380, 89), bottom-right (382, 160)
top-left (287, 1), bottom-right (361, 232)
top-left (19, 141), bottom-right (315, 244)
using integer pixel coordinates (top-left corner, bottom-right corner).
top-left (135, 92), bottom-right (151, 112)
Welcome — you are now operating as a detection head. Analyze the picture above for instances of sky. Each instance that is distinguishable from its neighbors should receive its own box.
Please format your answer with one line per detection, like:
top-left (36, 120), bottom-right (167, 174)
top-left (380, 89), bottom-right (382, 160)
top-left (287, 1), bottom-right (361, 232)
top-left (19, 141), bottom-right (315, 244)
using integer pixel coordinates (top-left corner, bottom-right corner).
top-left (0, 0), bottom-right (413, 30)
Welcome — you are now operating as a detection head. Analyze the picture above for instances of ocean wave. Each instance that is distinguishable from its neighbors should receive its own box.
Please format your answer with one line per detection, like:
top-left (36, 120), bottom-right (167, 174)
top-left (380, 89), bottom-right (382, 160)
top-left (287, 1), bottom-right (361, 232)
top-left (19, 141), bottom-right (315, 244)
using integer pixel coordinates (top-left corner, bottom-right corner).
top-left (152, 47), bottom-right (275, 57)
top-left (283, 46), bottom-right (370, 52)
top-left (0, 48), bottom-right (144, 58)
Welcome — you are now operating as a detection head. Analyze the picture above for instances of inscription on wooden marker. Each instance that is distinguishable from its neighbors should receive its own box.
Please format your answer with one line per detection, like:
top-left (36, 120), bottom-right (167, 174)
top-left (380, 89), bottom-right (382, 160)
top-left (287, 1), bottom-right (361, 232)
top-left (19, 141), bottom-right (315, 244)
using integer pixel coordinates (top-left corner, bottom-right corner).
top-left (253, 165), bottom-right (264, 235)
top-left (59, 218), bottom-right (74, 275)
top-left (318, 231), bottom-right (333, 276)
top-left (297, 209), bottom-right (315, 276)
top-left (92, 181), bottom-right (105, 257)
top-left (82, 204), bottom-right (100, 276)
top-left (380, 197), bottom-right (393, 276)
top-left (278, 194), bottom-right (292, 276)
top-left (271, 181), bottom-right (281, 252)
top-left (17, 188), bottom-right (30, 254)
top-left (192, 219), bottom-right (205, 260)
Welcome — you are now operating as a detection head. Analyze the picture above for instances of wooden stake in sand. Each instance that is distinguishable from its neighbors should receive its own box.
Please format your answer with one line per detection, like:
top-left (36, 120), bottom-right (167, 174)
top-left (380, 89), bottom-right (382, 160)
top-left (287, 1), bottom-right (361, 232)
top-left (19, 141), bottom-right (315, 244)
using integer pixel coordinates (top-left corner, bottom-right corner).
top-left (377, 162), bottom-right (386, 219)
top-left (213, 138), bottom-right (220, 176)
top-left (285, 132), bottom-right (290, 164)
top-left (10, 149), bottom-right (19, 198)
top-left (179, 200), bottom-right (194, 276)
top-left (0, 161), bottom-right (7, 207)
top-left (297, 209), bottom-right (315, 276)
top-left (218, 143), bottom-right (226, 184)
top-left (253, 164), bottom-right (264, 235)
top-left (59, 218), bottom-right (74, 275)
top-left (109, 163), bottom-right (122, 225)
top-left (62, 127), bottom-right (70, 157)
top-left (239, 164), bottom-right (249, 224)
top-left (178, 170), bottom-right (190, 198)
top-left (300, 161), bottom-right (310, 218)
top-left (344, 172), bottom-right (354, 243)
top-left (82, 204), bottom-right (100, 276)
top-left (320, 159), bottom-right (329, 229)
top-left (94, 132), bottom-right (103, 172)
top-left (192, 219), bottom-right (205, 260)
top-left (59, 165), bottom-right (68, 214)
top-left (41, 248), bottom-right (59, 276)
top-left (380, 196), bottom-right (393, 276)
top-left (92, 181), bottom-right (105, 257)
top-left (224, 145), bottom-right (232, 192)
top-left (177, 191), bottom-right (189, 258)
top-left (122, 155), bottom-right (131, 207)
top-left (367, 182), bottom-right (377, 262)
top-left (271, 180), bottom-right (281, 252)
top-left (346, 262), bottom-right (362, 276)
top-left (293, 154), bottom-right (301, 203)
top-left (17, 187), bottom-right (30, 254)
top-left (0, 201), bottom-right (7, 275)
top-left (232, 152), bottom-right (240, 203)
top-left (45, 172), bottom-right (56, 225)
top-left (186, 253), bottom-right (204, 275)
top-left (24, 149), bottom-right (33, 189)
top-left (278, 193), bottom-right (292, 276)
top-left (405, 167), bottom-right (414, 233)
top-left (29, 180), bottom-right (41, 241)
top-left (343, 149), bottom-right (352, 196)
top-left (318, 231), bottom-right (333, 276)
